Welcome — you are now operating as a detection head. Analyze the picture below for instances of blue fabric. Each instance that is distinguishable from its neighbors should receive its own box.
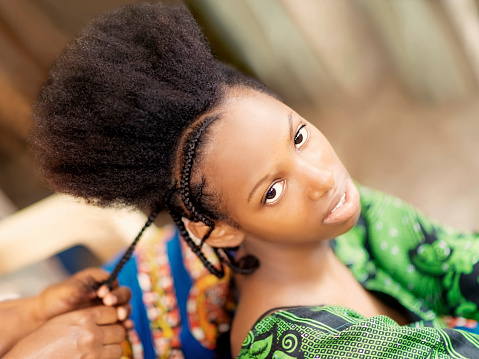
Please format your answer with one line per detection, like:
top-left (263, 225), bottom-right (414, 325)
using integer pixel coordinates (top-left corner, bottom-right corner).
top-left (167, 230), bottom-right (215, 359)
top-left (104, 230), bottom-right (215, 359)
top-left (104, 254), bottom-right (156, 359)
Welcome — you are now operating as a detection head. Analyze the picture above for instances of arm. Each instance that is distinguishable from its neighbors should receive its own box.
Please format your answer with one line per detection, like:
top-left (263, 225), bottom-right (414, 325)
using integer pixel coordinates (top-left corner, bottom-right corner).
top-left (0, 267), bottom-right (132, 357)
top-left (406, 209), bottom-right (479, 319)
top-left (0, 297), bottom-right (45, 356)
top-left (3, 306), bottom-right (126, 359)
top-left (350, 185), bottom-right (479, 319)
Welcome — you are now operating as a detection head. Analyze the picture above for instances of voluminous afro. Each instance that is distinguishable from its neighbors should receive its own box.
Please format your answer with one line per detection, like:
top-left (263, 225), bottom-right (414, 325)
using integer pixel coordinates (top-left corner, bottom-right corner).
top-left (33, 3), bottom-right (224, 210)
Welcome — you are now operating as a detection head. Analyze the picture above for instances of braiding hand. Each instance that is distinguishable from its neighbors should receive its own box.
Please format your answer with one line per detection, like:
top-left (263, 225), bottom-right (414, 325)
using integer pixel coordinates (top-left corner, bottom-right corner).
top-left (36, 267), bottom-right (133, 330)
top-left (4, 306), bottom-right (126, 359)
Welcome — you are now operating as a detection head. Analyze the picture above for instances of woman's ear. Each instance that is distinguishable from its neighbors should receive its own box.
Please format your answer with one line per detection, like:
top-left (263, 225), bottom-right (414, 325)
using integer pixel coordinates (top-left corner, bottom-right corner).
top-left (184, 218), bottom-right (245, 248)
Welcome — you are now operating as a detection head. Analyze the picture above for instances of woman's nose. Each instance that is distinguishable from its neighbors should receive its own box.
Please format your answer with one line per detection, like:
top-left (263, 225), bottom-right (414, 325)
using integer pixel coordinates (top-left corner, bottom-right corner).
top-left (302, 163), bottom-right (335, 201)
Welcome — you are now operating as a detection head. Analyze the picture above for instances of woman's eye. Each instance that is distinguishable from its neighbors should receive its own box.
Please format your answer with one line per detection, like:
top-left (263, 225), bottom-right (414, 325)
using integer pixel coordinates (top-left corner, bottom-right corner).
top-left (264, 181), bottom-right (286, 205)
top-left (294, 125), bottom-right (309, 149)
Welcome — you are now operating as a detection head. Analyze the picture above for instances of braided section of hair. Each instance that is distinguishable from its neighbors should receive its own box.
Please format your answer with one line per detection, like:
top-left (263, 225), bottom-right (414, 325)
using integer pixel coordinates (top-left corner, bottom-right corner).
top-left (222, 248), bottom-right (259, 275)
top-left (179, 116), bottom-right (218, 228)
top-left (176, 115), bottom-right (263, 277)
top-left (103, 206), bottom-right (160, 289)
top-left (168, 205), bottom-right (225, 278)
top-left (167, 114), bottom-right (225, 277)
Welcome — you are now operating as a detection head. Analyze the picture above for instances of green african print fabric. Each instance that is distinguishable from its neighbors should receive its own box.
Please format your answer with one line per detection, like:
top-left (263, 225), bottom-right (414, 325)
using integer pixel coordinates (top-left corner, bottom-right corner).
top-left (239, 184), bottom-right (479, 358)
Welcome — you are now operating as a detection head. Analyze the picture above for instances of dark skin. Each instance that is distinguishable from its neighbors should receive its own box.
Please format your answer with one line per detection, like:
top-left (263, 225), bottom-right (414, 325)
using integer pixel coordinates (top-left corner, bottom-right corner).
top-left (0, 268), bottom-right (132, 359)
top-left (185, 88), bottom-right (410, 356)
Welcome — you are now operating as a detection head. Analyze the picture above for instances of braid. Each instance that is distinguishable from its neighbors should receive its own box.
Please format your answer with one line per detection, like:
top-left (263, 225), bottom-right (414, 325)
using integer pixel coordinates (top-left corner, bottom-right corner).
top-left (180, 116), bottom-right (217, 228)
top-left (103, 206), bottom-right (160, 289)
top-left (162, 116), bottom-right (226, 278)
top-left (172, 115), bottom-right (261, 277)
top-left (168, 203), bottom-right (225, 278)
top-left (222, 248), bottom-right (259, 275)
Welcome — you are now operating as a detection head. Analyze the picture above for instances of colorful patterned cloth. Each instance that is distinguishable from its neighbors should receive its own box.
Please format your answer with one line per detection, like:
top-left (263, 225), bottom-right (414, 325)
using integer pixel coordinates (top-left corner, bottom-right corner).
top-left (240, 185), bottom-right (479, 358)
top-left (107, 184), bottom-right (479, 358)
top-left (239, 306), bottom-right (479, 358)
top-left (105, 226), bottom-right (234, 359)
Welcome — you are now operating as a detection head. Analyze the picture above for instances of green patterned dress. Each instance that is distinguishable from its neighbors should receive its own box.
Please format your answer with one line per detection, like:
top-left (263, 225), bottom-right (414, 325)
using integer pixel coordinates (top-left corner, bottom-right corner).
top-left (239, 185), bottom-right (479, 358)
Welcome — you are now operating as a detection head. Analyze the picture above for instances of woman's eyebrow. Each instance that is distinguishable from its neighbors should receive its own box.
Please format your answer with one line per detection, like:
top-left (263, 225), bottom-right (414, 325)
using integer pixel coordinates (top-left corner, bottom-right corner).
top-left (247, 112), bottom-right (294, 204)
top-left (248, 174), bottom-right (269, 203)
top-left (288, 112), bottom-right (293, 139)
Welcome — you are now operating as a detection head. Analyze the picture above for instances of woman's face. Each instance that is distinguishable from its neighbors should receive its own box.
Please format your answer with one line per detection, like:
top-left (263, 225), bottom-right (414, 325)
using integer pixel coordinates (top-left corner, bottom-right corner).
top-left (200, 88), bottom-right (361, 244)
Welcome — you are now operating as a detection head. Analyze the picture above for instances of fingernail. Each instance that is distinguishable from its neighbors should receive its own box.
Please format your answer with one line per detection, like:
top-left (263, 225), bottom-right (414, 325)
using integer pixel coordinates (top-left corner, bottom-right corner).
top-left (97, 285), bottom-right (109, 298)
top-left (104, 294), bottom-right (117, 306)
top-left (117, 306), bottom-right (127, 321)
top-left (124, 319), bottom-right (134, 329)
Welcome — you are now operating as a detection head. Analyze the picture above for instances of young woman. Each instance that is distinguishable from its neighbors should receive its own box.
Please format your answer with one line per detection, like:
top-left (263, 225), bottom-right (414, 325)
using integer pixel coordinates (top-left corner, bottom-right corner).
top-left (33, 3), bottom-right (479, 358)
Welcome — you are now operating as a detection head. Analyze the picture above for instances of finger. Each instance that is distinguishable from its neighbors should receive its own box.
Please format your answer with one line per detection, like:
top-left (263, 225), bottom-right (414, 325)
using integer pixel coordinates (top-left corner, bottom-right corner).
top-left (96, 280), bottom-right (120, 300)
top-left (76, 268), bottom-right (109, 284)
top-left (65, 268), bottom-right (110, 300)
top-left (117, 305), bottom-right (131, 321)
top-left (104, 277), bottom-right (119, 290)
top-left (122, 319), bottom-right (134, 330)
top-left (97, 285), bottom-right (110, 299)
top-left (102, 344), bottom-right (123, 359)
top-left (75, 268), bottom-right (119, 292)
top-left (109, 278), bottom-right (120, 290)
top-left (100, 324), bottom-right (127, 345)
top-left (91, 305), bottom-right (118, 325)
top-left (105, 287), bottom-right (131, 306)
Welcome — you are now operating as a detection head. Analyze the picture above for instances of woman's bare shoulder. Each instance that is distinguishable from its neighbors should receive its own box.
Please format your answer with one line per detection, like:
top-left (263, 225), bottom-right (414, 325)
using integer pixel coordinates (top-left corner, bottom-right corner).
top-left (230, 285), bottom-right (287, 357)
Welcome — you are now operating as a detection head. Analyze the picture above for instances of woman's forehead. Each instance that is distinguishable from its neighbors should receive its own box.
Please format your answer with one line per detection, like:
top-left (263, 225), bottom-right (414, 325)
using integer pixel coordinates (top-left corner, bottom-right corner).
top-left (202, 90), bottom-right (293, 197)
top-left (218, 89), bottom-right (291, 137)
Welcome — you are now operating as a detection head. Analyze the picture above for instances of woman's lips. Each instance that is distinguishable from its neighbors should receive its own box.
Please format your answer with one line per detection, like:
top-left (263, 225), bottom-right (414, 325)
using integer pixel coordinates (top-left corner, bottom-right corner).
top-left (323, 180), bottom-right (360, 224)
top-left (330, 192), bottom-right (346, 213)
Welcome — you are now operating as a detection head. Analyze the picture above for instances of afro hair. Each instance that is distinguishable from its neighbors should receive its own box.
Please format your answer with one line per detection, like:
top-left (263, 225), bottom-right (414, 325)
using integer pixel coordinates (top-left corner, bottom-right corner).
top-left (33, 3), bottom-right (224, 210)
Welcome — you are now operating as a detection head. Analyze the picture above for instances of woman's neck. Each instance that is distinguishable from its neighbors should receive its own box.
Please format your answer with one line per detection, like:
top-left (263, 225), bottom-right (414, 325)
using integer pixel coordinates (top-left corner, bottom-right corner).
top-left (239, 236), bottom-right (337, 284)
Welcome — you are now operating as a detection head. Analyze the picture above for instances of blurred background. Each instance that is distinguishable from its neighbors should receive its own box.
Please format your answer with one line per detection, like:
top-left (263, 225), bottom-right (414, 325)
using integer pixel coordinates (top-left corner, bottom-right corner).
top-left (0, 0), bottom-right (478, 294)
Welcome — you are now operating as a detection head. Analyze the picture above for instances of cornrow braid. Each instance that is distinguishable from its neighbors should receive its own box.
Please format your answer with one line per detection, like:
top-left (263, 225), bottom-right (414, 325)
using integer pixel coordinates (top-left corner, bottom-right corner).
top-left (102, 206), bottom-right (160, 289)
top-left (168, 115), bottom-right (226, 278)
top-left (167, 185), bottom-right (260, 278)
top-left (168, 207), bottom-right (225, 278)
top-left (174, 115), bottom-right (262, 277)
top-left (179, 116), bottom-right (218, 228)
